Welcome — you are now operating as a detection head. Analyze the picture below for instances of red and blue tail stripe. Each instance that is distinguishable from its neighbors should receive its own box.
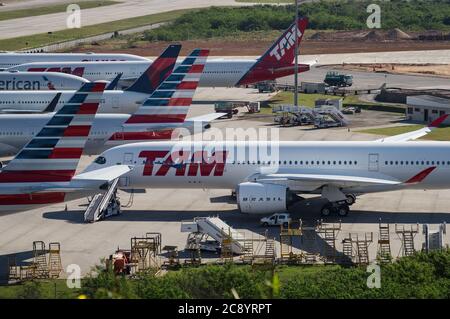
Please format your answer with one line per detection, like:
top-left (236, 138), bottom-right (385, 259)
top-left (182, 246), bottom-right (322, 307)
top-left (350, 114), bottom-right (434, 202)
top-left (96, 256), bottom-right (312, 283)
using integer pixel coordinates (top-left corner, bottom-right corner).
top-left (125, 44), bottom-right (181, 95)
top-left (108, 49), bottom-right (209, 142)
top-left (0, 82), bottom-right (106, 183)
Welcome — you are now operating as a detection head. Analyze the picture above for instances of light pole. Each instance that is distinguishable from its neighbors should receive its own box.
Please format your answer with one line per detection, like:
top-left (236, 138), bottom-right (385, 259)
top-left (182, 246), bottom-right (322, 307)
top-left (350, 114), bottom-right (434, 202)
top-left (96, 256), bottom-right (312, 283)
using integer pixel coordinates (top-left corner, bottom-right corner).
top-left (294, 0), bottom-right (299, 106)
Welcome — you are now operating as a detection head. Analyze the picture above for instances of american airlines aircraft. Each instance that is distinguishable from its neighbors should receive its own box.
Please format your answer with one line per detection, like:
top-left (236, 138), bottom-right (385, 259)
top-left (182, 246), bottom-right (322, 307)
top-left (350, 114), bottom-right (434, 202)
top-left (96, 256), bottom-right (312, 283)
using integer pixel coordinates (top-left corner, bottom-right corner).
top-left (0, 48), bottom-right (218, 156)
top-left (0, 52), bottom-right (148, 69)
top-left (0, 81), bottom-right (131, 212)
top-left (83, 115), bottom-right (449, 217)
top-left (0, 45), bottom-right (181, 114)
top-left (8, 18), bottom-right (313, 87)
top-left (0, 71), bottom-right (89, 91)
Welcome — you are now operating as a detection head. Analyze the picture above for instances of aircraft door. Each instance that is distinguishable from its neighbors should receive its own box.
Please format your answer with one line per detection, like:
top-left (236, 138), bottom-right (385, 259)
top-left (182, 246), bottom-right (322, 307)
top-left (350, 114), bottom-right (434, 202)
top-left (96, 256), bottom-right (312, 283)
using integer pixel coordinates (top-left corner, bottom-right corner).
top-left (119, 152), bottom-right (134, 187)
top-left (112, 96), bottom-right (120, 111)
top-left (123, 152), bottom-right (134, 165)
top-left (368, 153), bottom-right (379, 172)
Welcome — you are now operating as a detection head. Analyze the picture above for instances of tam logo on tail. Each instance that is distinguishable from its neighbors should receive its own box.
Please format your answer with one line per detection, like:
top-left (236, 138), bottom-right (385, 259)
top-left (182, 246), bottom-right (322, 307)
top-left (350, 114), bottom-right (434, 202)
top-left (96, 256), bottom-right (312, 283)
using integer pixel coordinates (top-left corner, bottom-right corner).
top-left (270, 24), bottom-right (302, 62)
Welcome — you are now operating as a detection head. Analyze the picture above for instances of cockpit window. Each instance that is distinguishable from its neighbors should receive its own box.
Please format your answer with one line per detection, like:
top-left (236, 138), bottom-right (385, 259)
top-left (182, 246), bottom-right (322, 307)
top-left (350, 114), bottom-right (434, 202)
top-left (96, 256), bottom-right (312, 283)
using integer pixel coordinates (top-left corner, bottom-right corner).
top-left (94, 156), bottom-right (106, 165)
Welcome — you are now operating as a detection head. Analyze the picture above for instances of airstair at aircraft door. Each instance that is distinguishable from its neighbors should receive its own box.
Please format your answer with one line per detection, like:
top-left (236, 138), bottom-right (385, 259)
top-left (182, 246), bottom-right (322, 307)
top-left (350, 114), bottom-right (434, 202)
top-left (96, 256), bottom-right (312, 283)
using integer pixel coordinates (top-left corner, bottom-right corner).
top-left (181, 217), bottom-right (245, 254)
top-left (84, 178), bottom-right (120, 223)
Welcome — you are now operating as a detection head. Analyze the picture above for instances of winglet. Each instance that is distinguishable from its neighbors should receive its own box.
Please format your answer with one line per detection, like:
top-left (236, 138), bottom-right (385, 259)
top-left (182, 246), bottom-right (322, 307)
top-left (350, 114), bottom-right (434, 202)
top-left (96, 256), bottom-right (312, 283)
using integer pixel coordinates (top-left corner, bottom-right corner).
top-left (43, 92), bottom-right (61, 112)
top-left (429, 114), bottom-right (448, 128)
top-left (405, 167), bottom-right (436, 184)
top-left (106, 73), bottom-right (122, 90)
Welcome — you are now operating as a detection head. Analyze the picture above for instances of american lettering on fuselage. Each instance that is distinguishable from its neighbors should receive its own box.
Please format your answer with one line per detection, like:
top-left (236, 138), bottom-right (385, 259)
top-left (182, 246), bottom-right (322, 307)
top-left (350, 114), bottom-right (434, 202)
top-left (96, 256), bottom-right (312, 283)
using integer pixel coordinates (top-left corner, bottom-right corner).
top-left (0, 79), bottom-right (41, 90)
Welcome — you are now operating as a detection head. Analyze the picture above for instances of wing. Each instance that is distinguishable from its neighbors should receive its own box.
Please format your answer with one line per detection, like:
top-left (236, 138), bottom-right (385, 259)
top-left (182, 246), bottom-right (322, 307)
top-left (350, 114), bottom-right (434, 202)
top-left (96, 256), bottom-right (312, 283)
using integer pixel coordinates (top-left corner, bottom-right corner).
top-left (260, 173), bottom-right (401, 188)
top-left (72, 165), bottom-right (132, 182)
top-left (375, 114), bottom-right (448, 142)
top-left (7, 165), bottom-right (134, 194)
top-left (258, 166), bottom-right (436, 191)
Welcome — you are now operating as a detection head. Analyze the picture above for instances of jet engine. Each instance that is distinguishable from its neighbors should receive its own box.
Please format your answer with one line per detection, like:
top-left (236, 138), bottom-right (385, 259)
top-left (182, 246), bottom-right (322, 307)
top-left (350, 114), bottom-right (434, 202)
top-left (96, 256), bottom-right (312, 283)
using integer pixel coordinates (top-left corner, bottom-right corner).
top-left (236, 182), bottom-right (294, 214)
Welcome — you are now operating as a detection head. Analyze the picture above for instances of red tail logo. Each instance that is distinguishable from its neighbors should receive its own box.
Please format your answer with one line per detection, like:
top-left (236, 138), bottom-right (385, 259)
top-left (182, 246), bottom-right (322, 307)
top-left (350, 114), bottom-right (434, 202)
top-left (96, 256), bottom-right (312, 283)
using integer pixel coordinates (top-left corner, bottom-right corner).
top-left (269, 24), bottom-right (302, 62)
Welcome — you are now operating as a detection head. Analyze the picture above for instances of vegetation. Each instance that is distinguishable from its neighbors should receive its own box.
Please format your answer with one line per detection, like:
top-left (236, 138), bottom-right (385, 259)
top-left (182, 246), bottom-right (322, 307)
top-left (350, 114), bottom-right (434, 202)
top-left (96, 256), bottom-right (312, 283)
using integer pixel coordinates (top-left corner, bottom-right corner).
top-left (358, 124), bottom-right (450, 141)
top-left (142, 1), bottom-right (450, 42)
top-left (0, 8), bottom-right (197, 51)
top-left (237, 0), bottom-right (294, 3)
top-left (0, 1), bottom-right (119, 22)
top-left (3, 0), bottom-right (450, 50)
top-left (1, 250), bottom-right (449, 299)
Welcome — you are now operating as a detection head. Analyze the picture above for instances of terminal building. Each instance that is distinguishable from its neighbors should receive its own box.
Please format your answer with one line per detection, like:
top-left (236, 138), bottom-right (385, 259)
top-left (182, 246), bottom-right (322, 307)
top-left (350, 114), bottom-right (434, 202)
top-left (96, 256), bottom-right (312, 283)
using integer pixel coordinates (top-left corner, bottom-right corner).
top-left (406, 95), bottom-right (450, 124)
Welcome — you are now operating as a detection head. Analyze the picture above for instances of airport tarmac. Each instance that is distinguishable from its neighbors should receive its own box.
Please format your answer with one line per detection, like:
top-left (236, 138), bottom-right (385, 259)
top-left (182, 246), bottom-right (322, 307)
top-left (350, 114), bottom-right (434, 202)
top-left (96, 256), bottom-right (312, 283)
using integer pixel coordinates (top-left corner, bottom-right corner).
top-left (0, 99), bottom-right (448, 282)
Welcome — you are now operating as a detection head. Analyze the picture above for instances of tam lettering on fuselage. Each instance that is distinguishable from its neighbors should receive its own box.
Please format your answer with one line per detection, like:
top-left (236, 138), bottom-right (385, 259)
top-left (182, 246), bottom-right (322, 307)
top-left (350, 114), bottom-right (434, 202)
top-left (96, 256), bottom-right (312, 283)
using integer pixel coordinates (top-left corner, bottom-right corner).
top-left (269, 25), bottom-right (302, 61)
top-left (0, 79), bottom-right (40, 90)
top-left (28, 67), bottom-right (85, 77)
top-left (139, 150), bottom-right (228, 177)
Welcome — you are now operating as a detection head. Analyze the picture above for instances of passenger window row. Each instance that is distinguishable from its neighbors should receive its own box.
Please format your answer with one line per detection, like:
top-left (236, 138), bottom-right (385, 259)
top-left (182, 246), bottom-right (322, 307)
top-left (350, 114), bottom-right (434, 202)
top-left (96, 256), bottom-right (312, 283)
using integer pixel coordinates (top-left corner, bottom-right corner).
top-left (231, 160), bottom-right (358, 166)
top-left (385, 160), bottom-right (450, 166)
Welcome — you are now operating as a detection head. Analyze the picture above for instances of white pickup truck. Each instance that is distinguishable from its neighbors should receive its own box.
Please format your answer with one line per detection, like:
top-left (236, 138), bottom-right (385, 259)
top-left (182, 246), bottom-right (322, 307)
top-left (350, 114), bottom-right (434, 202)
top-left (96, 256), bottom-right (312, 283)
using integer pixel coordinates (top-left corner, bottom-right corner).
top-left (260, 213), bottom-right (291, 227)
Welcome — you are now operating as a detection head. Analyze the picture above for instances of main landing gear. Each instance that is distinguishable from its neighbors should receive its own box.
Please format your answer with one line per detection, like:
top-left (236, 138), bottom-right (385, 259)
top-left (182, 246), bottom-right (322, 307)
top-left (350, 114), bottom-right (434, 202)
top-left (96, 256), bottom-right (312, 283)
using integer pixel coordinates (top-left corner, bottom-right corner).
top-left (320, 194), bottom-right (356, 217)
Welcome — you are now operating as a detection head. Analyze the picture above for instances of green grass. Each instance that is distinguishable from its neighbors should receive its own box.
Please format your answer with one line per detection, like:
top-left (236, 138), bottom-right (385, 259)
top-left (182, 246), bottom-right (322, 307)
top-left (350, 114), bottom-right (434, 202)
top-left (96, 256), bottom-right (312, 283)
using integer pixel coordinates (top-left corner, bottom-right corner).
top-left (0, 8), bottom-right (198, 51)
top-left (0, 280), bottom-right (82, 299)
top-left (0, 1), bottom-right (119, 22)
top-left (358, 125), bottom-right (450, 141)
top-left (236, 0), bottom-right (293, 3)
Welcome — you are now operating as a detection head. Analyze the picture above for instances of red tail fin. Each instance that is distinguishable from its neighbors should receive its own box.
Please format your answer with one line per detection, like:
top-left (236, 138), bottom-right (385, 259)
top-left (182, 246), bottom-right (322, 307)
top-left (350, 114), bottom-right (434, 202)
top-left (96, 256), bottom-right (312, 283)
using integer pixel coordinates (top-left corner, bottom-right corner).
top-left (238, 17), bottom-right (309, 86)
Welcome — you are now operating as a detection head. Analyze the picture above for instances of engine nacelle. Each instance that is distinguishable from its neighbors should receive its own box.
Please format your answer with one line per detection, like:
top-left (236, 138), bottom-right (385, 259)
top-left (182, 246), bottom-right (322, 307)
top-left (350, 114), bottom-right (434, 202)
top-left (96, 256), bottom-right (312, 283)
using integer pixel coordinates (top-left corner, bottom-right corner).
top-left (236, 182), bottom-right (290, 214)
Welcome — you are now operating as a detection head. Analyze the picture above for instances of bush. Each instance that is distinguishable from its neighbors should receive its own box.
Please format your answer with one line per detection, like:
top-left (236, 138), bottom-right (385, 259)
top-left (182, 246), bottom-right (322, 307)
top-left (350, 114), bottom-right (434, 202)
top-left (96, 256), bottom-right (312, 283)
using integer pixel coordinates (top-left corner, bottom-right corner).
top-left (75, 250), bottom-right (450, 299)
top-left (141, 1), bottom-right (450, 42)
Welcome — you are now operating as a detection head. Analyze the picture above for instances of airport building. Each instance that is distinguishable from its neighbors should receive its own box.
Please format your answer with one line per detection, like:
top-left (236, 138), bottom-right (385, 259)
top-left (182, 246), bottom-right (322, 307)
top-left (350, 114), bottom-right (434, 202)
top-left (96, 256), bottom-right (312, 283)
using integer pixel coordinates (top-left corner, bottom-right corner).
top-left (406, 95), bottom-right (450, 124)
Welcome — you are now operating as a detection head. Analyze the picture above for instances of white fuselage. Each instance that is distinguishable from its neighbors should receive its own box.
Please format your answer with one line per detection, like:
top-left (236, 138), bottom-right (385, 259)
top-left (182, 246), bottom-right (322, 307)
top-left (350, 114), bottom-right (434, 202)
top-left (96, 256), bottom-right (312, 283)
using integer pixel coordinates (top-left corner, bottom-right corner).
top-left (9, 59), bottom-right (256, 87)
top-left (0, 53), bottom-right (149, 69)
top-left (84, 141), bottom-right (450, 194)
top-left (0, 89), bottom-right (147, 114)
top-left (0, 71), bottom-right (89, 91)
top-left (0, 113), bottom-right (198, 156)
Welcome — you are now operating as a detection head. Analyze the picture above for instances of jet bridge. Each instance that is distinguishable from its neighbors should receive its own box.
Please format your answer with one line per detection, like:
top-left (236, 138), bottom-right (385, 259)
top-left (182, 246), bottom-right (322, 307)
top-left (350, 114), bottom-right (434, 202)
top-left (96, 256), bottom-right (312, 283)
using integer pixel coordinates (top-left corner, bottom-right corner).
top-left (84, 178), bottom-right (121, 223)
top-left (181, 217), bottom-right (245, 255)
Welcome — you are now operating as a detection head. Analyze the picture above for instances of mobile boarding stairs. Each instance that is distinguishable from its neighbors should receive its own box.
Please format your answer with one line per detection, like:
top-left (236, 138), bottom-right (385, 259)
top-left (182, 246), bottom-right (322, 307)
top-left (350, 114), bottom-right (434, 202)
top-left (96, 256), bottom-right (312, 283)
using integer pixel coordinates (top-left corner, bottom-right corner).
top-left (181, 217), bottom-right (245, 255)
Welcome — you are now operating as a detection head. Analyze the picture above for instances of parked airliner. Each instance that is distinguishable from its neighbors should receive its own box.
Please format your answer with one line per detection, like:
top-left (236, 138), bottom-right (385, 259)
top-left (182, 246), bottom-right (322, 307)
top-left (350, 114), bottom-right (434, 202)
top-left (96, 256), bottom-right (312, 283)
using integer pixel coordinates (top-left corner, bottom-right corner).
top-left (0, 71), bottom-right (89, 91)
top-left (83, 115), bottom-right (449, 217)
top-left (0, 81), bottom-right (132, 212)
top-left (8, 18), bottom-right (313, 87)
top-left (0, 48), bottom-right (217, 156)
top-left (0, 45), bottom-right (181, 114)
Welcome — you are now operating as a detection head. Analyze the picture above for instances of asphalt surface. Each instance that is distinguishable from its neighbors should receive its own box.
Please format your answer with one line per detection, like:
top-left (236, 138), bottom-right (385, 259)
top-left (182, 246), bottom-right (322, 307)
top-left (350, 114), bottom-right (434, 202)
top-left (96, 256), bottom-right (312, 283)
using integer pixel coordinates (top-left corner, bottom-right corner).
top-left (279, 65), bottom-right (450, 90)
top-left (0, 86), bottom-right (449, 280)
